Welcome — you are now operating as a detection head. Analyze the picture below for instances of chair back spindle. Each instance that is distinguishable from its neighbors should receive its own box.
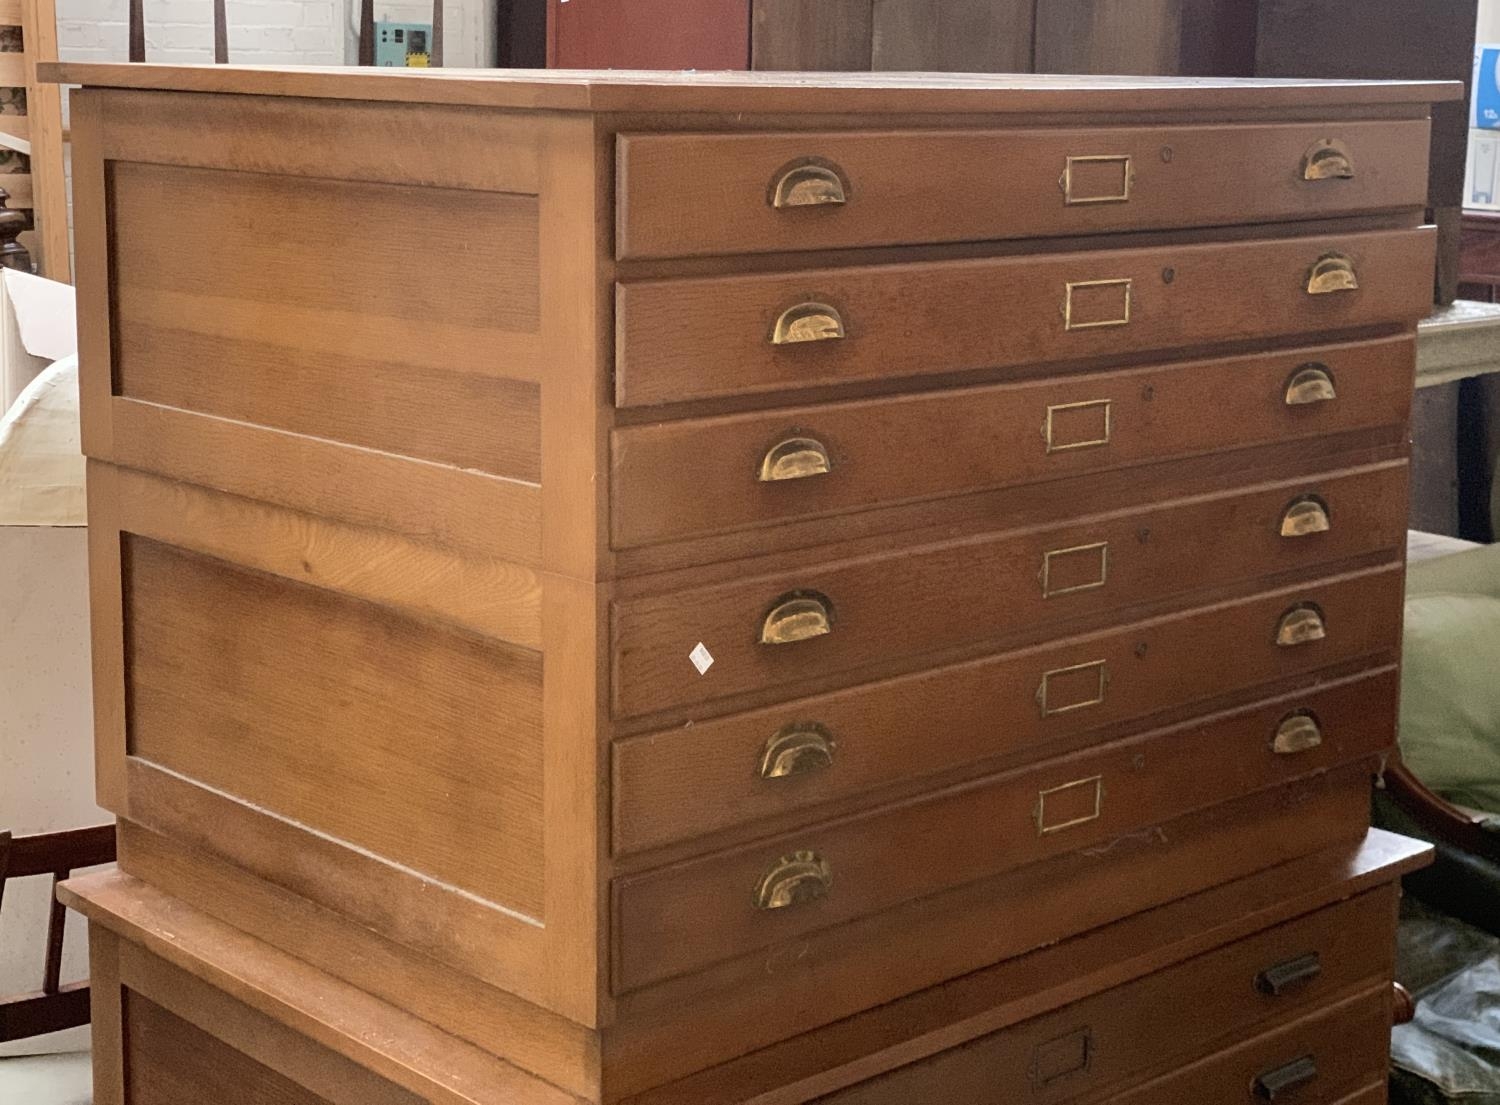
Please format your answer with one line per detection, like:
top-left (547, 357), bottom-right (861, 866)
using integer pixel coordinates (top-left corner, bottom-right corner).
top-left (127, 0), bottom-right (229, 62)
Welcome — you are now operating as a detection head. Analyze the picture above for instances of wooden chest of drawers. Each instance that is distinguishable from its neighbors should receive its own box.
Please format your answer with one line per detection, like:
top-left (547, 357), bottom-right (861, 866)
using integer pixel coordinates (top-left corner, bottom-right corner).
top-left (48, 63), bottom-right (1455, 1104)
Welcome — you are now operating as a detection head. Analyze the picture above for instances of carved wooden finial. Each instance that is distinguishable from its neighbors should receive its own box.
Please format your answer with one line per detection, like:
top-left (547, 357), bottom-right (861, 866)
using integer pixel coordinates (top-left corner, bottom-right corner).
top-left (0, 187), bottom-right (33, 273)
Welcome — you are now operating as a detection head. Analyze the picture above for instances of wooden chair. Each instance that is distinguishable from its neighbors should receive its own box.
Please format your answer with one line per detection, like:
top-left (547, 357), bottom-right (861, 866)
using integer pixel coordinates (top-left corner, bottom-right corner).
top-left (0, 824), bottom-right (115, 1043)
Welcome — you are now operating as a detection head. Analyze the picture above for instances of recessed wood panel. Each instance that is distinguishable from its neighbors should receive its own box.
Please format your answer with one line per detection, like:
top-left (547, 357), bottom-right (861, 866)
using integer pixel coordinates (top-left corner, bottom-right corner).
top-left (122, 535), bottom-right (544, 917)
top-left (125, 992), bottom-right (342, 1105)
top-left (109, 161), bottom-right (541, 479)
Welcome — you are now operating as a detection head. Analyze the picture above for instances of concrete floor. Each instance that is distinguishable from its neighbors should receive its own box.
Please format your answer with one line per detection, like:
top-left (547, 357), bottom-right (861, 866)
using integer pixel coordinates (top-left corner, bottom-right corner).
top-left (0, 1051), bottom-right (92, 1104)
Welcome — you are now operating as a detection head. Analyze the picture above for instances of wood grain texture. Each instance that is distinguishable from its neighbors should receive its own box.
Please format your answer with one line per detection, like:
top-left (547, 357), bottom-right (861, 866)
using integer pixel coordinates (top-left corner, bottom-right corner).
top-left (825, 984), bottom-right (1390, 1105)
top-left (70, 91), bottom-right (112, 459)
top-left (869, 0), bottom-right (1031, 73)
top-left (85, 463), bottom-right (127, 814)
top-left (614, 432), bottom-right (1411, 582)
top-left (615, 119), bottom-right (1431, 260)
top-left (106, 398), bottom-right (543, 564)
top-left (612, 464), bottom-right (1407, 719)
top-left (88, 927), bottom-right (124, 1105)
top-left (115, 822), bottom-right (602, 1101)
top-left (806, 889), bottom-right (1394, 1105)
top-left (613, 832), bottom-right (1430, 1102)
top-left (43, 62), bottom-right (1461, 116)
top-left (124, 991), bottom-right (384, 1105)
top-left (751, 0), bottom-right (872, 71)
top-left (19, 0), bottom-right (68, 280)
top-left (60, 69), bottom-right (1444, 1099)
top-left (611, 337), bottom-right (1414, 547)
top-left (612, 577), bottom-right (1401, 856)
top-left (116, 321), bottom-right (542, 480)
top-left (612, 715), bottom-right (1390, 992)
top-left (113, 466), bottom-right (543, 649)
top-left (70, 873), bottom-right (582, 1105)
top-left (123, 536), bottom-right (545, 916)
top-left (1034, 0), bottom-right (1182, 76)
top-left (110, 162), bottom-right (542, 464)
top-left (615, 228), bottom-right (1436, 407)
top-left (94, 88), bottom-right (544, 193)
top-left (609, 764), bottom-right (1379, 1062)
top-left (534, 114), bottom-right (611, 1026)
top-left (551, 0), bottom-right (749, 69)
top-left (1107, 987), bottom-right (1388, 1105)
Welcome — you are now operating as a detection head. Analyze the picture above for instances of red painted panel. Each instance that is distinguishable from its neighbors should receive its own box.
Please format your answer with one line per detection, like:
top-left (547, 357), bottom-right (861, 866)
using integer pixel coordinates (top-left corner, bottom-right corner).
top-left (550, 0), bottom-right (750, 70)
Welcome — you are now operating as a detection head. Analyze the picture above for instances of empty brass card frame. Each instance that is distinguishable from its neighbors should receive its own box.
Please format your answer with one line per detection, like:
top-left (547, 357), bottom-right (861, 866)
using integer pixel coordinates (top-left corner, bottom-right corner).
top-left (1030, 1027), bottom-right (1094, 1087)
top-left (1060, 154), bottom-right (1133, 205)
top-left (1063, 278), bottom-right (1133, 331)
top-left (1040, 541), bottom-right (1110, 598)
top-left (1036, 659), bottom-right (1109, 717)
top-left (1044, 398), bottom-right (1113, 453)
top-left (1035, 775), bottom-right (1105, 835)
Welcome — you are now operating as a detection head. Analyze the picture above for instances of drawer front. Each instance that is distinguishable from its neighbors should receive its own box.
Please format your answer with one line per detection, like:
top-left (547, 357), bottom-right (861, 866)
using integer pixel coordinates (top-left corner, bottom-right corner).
top-left (612, 698), bottom-right (1388, 991)
top-left (612, 336), bottom-right (1412, 548)
top-left (612, 462), bottom-right (1406, 720)
top-left (616, 119), bottom-right (1431, 260)
top-left (1105, 988), bottom-right (1390, 1105)
top-left (615, 228), bottom-right (1434, 408)
top-left (612, 571), bottom-right (1401, 855)
top-left (810, 887), bottom-right (1396, 1105)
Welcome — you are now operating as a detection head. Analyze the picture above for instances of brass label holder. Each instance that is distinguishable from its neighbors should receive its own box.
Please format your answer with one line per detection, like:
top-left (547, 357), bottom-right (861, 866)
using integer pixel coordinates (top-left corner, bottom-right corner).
top-left (1044, 398), bottom-right (1113, 453)
top-left (1036, 659), bottom-right (1109, 717)
top-left (1063, 278), bottom-right (1133, 331)
top-left (1035, 775), bottom-right (1105, 835)
top-left (1060, 154), bottom-right (1133, 205)
top-left (1040, 541), bottom-right (1110, 598)
top-left (1030, 1027), bottom-right (1094, 1087)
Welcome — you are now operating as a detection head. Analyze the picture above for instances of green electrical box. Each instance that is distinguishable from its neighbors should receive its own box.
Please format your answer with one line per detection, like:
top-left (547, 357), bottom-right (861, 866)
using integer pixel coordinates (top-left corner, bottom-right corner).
top-left (375, 21), bottom-right (433, 67)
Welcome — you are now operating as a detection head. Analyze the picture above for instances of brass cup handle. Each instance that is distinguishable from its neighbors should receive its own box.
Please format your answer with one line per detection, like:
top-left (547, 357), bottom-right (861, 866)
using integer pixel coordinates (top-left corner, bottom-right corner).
top-left (771, 301), bottom-right (846, 345)
top-left (1306, 253), bottom-right (1359, 295)
top-left (1301, 138), bottom-right (1355, 181)
top-left (759, 723), bottom-right (836, 779)
top-left (1285, 364), bottom-right (1337, 406)
top-left (770, 162), bottom-right (848, 209)
top-left (1280, 496), bottom-right (1331, 538)
top-left (753, 850), bottom-right (832, 910)
top-left (761, 592), bottom-right (834, 645)
top-left (1275, 604), bottom-right (1327, 648)
top-left (759, 437), bottom-right (832, 482)
top-left (1272, 712), bottom-right (1324, 754)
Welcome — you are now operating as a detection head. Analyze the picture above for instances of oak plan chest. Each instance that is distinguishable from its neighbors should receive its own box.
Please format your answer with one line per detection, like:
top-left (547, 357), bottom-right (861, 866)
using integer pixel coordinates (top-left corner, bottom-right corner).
top-left (47, 62), bottom-right (1456, 1105)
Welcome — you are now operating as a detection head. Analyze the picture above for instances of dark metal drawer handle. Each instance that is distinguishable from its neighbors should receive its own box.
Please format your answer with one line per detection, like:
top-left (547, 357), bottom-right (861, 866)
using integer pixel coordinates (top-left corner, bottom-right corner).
top-left (1255, 952), bottom-right (1322, 996)
top-left (1254, 1056), bottom-right (1318, 1101)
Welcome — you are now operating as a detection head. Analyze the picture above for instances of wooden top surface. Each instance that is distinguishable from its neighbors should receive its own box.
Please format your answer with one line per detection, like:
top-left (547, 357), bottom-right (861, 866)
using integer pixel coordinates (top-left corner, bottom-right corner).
top-left (43, 63), bottom-right (1461, 115)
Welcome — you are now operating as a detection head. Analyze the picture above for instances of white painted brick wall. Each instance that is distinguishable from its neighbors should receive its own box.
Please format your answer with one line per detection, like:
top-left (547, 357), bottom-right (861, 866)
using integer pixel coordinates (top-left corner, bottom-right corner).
top-left (55, 0), bottom-right (491, 67)
top-left (57, 0), bottom-right (342, 63)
